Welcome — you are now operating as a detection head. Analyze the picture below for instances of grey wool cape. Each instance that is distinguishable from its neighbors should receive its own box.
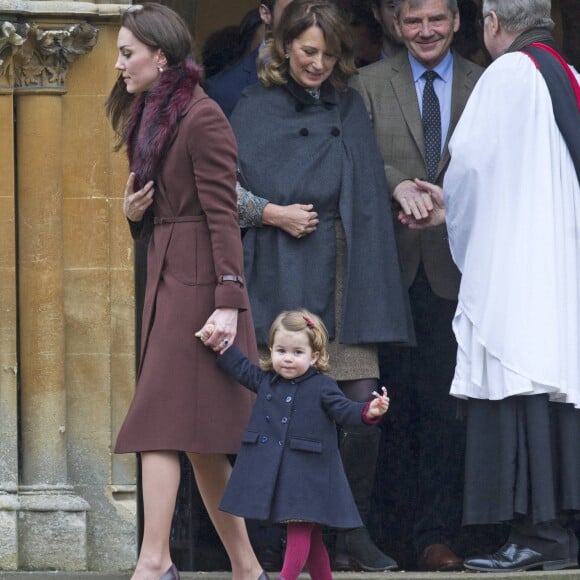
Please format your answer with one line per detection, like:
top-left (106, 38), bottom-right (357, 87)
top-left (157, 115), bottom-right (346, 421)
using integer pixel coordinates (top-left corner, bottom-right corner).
top-left (218, 345), bottom-right (376, 528)
top-left (230, 77), bottom-right (411, 346)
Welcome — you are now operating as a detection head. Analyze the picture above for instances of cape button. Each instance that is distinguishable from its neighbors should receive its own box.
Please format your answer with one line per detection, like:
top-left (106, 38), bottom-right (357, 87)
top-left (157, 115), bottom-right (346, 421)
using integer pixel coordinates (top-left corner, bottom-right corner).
top-left (299, 127), bottom-right (309, 136)
top-left (331, 127), bottom-right (340, 136)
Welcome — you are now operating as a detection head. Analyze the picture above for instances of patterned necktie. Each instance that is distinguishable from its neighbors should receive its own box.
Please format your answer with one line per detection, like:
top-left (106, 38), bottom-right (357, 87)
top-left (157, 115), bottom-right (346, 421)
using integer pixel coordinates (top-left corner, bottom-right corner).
top-left (422, 70), bottom-right (441, 183)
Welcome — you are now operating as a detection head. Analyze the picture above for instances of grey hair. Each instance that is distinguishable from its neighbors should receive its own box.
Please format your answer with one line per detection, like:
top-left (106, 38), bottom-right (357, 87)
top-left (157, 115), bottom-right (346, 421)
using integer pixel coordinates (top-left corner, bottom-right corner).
top-left (482, 0), bottom-right (554, 33)
top-left (394, 0), bottom-right (458, 18)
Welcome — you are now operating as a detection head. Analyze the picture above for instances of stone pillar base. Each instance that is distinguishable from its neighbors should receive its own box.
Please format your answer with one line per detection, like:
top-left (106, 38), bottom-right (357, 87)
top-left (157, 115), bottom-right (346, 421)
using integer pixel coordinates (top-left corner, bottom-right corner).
top-left (0, 491), bottom-right (19, 570)
top-left (17, 486), bottom-right (90, 571)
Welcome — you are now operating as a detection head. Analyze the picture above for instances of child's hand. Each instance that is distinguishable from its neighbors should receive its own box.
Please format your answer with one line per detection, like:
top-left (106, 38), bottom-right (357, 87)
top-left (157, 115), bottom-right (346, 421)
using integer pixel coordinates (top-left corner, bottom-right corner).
top-left (367, 386), bottom-right (390, 418)
top-left (195, 324), bottom-right (215, 344)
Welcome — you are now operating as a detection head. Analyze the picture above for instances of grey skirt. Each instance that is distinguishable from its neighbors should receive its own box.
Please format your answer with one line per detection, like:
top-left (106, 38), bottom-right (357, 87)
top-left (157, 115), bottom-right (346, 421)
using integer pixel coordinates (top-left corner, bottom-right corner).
top-left (260, 221), bottom-right (378, 381)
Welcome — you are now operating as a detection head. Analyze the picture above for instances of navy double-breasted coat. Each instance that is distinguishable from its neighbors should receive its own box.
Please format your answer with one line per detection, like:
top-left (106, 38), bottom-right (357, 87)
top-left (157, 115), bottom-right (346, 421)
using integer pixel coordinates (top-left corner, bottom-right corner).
top-left (218, 346), bottom-right (379, 529)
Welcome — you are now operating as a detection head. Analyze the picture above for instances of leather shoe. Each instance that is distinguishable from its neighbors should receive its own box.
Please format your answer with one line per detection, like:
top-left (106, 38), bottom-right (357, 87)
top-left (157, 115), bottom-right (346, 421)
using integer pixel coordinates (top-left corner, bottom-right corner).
top-left (257, 546), bottom-right (283, 572)
top-left (464, 542), bottom-right (578, 572)
top-left (159, 563), bottom-right (180, 580)
top-left (418, 543), bottom-right (463, 571)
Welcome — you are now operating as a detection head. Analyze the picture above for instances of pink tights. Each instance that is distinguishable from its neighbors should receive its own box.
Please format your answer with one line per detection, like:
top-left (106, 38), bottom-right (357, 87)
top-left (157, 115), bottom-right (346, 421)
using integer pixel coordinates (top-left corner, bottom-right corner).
top-left (280, 522), bottom-right (332, 580)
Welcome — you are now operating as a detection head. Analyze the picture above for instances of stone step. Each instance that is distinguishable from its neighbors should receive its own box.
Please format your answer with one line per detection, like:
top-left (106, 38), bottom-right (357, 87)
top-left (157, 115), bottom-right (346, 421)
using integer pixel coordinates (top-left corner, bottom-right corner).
top-left (0, 571), bottom-right (579, 580)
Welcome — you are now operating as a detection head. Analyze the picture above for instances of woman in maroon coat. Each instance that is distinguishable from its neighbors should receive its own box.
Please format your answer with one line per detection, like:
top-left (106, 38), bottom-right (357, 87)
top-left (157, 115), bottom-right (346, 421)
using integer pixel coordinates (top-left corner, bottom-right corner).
top-left (106, 4), bottom-right (263, 580)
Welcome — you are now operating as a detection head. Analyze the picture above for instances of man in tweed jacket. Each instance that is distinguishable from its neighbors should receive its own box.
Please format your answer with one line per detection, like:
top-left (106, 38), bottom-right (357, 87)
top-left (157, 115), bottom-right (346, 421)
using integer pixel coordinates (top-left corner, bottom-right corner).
top-left (350, 0), bottom-right (482, 572)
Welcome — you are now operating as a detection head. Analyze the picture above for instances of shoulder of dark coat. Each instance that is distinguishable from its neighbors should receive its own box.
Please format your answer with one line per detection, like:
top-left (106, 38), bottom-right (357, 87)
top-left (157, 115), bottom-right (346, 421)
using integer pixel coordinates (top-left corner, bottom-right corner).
top-left (205, 48), bottom-right (258, 91)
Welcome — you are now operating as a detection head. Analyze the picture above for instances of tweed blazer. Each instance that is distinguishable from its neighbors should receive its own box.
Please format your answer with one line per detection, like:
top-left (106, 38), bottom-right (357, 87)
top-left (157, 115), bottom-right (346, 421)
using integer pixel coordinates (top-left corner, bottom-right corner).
top-left (350, 51), bottom-right (482, 299)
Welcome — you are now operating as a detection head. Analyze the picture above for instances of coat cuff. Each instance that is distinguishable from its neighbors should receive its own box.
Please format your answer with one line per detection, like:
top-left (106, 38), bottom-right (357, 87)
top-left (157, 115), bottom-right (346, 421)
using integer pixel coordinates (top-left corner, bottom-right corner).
top-left (214, 278), bottom-right (250, 311)
top-left (362, 401), bottom-right (381, 425)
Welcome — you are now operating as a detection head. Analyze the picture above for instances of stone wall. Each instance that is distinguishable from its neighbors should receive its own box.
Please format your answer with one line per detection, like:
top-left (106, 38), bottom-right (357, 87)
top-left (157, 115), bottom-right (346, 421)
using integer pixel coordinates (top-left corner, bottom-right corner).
top-left (0, 1), bottom-right (137, 572)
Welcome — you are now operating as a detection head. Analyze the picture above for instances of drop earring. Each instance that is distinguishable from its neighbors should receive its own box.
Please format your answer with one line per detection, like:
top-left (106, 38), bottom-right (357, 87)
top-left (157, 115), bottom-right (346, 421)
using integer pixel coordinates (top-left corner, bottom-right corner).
top-left (158, 66), bottom-right (164, 73)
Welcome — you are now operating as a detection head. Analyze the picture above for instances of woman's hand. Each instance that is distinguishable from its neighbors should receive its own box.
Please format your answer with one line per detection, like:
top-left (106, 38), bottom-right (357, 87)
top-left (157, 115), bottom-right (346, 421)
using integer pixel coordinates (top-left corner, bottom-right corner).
top-left (398, 179), bottom-right (446, 229)
top-left (367, 386), bottom-right (390, 418)
top-left (195, 308), bottom-right (238, 354)
top-left (262, 202), bottom-right (319, 238)
top-left (123, 172), bottom-right (154, 222)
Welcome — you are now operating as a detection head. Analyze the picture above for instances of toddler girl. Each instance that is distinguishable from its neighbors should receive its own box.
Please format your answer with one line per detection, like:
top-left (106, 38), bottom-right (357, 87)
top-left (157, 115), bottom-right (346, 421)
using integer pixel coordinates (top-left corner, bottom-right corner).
top-left (197, 309), bottom-right (389, 580)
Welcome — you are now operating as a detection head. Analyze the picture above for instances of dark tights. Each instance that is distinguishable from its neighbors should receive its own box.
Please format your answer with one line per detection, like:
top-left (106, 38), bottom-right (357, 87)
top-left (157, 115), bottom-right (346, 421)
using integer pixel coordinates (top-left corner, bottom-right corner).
top-left (338, 378), bottom-right (378, 403)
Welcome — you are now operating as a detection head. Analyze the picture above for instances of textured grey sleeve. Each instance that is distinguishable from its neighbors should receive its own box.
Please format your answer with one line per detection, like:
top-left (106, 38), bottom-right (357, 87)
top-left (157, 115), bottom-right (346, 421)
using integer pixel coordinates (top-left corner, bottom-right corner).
top-left (236, 181), bottom-right (269, 228)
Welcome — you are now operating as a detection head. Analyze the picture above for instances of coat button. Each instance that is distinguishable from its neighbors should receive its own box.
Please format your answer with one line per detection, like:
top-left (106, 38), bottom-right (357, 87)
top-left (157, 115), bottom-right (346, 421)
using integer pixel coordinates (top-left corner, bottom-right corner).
top-left (266, 415), bottom-right (271, 422)
top-left (281, 417), bottom-right (288, 424)
top-left (285, 396), bottom-right (292, 403)
top-left (331, 127), bottom-right (340, 136)
top-left (260, 435), bottom-right (269, 444)
top-left (266, 393), bottom-right (272, 401)
top-left (278, 440), bottom-right (284, 446)
top-left (299, 128), bottom-right (309, 136)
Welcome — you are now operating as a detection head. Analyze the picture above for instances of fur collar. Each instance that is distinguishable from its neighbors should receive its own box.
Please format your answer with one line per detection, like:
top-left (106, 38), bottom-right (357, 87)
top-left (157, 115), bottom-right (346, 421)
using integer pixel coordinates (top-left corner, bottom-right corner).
top-left (125, 59), bottom-right (201, 189)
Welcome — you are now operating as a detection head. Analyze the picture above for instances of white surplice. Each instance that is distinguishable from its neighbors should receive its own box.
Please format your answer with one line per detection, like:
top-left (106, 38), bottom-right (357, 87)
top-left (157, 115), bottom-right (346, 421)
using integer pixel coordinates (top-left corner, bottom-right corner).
top-left (443, 52), bottom-right (580, 408)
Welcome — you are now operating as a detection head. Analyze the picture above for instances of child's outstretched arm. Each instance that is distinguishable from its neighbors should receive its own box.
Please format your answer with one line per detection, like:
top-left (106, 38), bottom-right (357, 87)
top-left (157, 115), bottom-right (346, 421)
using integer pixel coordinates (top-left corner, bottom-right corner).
top-left (195, 325), bottom-right (264, 393)
top-left (365, 386), bottom-right (390, 420)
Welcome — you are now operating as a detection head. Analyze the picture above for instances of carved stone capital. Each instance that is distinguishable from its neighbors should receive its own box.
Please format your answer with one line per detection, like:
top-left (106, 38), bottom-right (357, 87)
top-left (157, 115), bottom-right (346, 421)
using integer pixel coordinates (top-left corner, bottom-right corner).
top-left (13, 21), bottom-right (97, 92)
top-left (0, 21), bottom-right (27, 80)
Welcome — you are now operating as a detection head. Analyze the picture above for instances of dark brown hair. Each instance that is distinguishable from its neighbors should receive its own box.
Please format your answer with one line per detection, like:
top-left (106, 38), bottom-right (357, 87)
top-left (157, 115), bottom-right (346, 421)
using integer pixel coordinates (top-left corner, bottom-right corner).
top-left (105, 3), bottom-right (194, 144)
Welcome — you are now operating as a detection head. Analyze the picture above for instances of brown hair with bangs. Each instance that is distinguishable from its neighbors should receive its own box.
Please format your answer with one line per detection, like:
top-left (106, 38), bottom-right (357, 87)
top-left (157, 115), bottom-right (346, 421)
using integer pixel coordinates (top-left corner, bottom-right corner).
top-left (258, 0), bottom-right (357, 92)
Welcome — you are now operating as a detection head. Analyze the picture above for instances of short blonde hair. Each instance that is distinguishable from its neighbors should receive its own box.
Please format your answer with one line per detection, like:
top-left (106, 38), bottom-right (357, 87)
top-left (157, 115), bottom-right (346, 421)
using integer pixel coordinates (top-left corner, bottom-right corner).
top-left (261, 309), bottom-right (330, 373)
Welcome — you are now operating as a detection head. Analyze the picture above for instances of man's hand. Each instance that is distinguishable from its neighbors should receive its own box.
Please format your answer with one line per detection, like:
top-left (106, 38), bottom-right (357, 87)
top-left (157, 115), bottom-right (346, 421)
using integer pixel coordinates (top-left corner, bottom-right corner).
top-left (393, 179), bottom-right (434, 219)
top-left (398, 179), bottom-right (446, 229)
top-left (262, 203), bottom-right (319, 238)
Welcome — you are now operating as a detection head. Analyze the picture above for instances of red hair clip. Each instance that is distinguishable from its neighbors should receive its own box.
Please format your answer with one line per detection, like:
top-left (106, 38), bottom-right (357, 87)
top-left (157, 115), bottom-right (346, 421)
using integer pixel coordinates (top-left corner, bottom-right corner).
top-left (303, 315), bottom-right (315, 329)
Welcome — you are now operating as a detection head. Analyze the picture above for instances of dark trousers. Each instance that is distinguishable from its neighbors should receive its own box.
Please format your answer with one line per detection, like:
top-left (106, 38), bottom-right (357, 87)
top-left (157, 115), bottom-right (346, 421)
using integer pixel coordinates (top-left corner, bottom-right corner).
top-left (376, 264), bottom-right (464, 563)
top-left (509, 518), bottom-right (579, 560)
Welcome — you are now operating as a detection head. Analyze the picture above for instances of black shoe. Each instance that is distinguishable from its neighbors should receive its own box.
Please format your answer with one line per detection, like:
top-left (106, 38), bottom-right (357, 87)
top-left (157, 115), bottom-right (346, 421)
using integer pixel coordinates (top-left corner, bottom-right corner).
top-left (257, 547), bottom-right (283, 572)
top-left (464, 542), bottom-right (578, 572)
top-left (334, 527), bottom-right (398, 572)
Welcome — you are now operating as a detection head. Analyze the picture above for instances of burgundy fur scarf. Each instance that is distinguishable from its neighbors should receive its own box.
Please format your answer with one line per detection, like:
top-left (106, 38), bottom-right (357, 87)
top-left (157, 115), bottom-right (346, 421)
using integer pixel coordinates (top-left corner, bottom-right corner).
top-left (125, 59), bottom-right (201, 189)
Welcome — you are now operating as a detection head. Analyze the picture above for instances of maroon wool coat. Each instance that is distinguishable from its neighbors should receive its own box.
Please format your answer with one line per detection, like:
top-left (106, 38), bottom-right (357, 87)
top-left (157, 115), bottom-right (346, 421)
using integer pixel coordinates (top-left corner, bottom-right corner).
top-left (115, 84), bottom-right (257, 454)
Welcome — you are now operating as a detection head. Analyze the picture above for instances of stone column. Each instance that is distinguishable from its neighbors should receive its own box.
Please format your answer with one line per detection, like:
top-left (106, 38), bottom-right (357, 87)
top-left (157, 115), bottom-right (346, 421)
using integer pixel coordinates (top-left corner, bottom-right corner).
top-left (0, 20), bottom-right (24, 572)
top-left (12, 21), bottom-right (96, 571)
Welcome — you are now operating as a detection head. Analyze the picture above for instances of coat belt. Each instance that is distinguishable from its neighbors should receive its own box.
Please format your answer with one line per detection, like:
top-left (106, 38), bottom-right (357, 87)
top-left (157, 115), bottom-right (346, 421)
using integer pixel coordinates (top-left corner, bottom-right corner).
top-left (153, 215), bottom-right (206, 225)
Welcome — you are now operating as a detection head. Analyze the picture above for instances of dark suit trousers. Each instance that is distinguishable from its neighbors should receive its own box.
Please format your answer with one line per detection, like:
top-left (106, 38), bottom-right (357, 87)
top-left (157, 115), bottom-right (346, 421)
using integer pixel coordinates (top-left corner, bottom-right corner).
top-left (377, 263), bottom-right (464, 557)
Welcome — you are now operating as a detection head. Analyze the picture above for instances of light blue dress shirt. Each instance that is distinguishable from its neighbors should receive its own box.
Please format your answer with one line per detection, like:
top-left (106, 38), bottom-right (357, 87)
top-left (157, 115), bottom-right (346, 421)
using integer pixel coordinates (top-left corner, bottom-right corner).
top-left (408, 50), bottom-right (454, 153)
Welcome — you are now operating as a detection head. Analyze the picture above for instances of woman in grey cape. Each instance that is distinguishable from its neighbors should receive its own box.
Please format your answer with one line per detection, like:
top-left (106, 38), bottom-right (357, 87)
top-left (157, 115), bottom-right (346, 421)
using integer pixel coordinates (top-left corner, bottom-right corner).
top-left (231, 0), bottom-right (411, 571)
